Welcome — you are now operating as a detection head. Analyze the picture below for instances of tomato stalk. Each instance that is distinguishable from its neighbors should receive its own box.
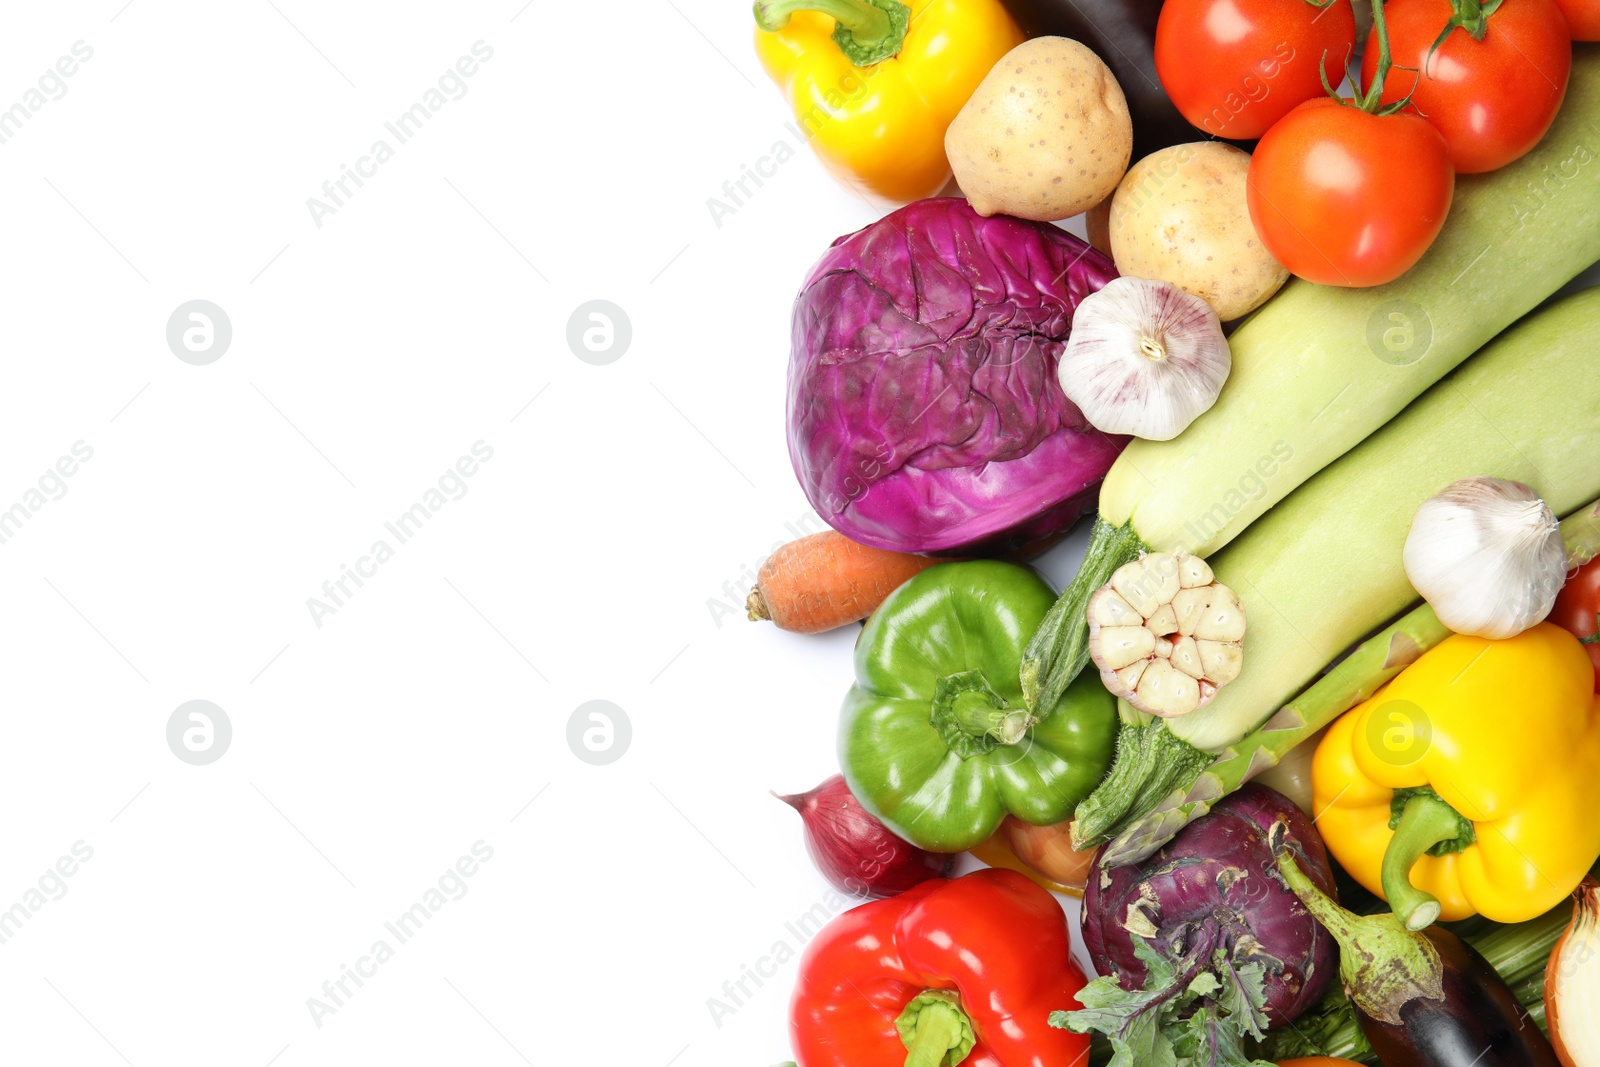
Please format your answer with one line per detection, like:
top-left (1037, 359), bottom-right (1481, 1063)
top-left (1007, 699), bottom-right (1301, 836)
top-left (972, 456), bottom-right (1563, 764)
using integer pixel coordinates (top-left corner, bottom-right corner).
top-left (1357, 0), bottom-right (1423, 113)
top-left (1437, 0), bottom-right (1506, 45)
top-left (1312, 0), bottom-right (1422, 113)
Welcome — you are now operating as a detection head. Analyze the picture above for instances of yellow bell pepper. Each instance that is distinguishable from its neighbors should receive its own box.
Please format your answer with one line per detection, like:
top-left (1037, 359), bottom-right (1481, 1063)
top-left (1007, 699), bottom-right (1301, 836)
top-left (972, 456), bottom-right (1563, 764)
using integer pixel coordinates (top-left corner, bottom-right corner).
top-left (1312, 623), bottom-right (1600, 929)
top-left (752, 0), bottom-right (1021, 202)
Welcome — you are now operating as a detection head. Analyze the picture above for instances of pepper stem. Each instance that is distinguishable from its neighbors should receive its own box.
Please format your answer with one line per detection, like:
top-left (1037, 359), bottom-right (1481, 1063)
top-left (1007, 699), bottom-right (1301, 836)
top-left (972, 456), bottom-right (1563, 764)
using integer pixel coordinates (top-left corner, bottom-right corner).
top-left (752, 0), bottom-right (910, 67)
top-left (931, 670), bottom-right (1034, 757)
top-left (1382, 790), bottom-right (1473, 930)
top-left (1269, 823), bottom-right (1445, 1025)
top-left (895, 990), bottom-right (977, 1067)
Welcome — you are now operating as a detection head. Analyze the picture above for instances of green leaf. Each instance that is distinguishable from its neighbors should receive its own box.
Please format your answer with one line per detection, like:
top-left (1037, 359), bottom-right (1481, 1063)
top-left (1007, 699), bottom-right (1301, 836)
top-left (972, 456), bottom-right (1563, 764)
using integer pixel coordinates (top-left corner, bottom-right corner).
top-left (1174, 1005), bottom-right (1275, 1067)
top-left (1133, 935), bottom-right (1179, 989)
top-left (1054, 937), bottom-right (1277, 1067)
top-left (1057, 976), bottom-right (1166, 1030)
top-left (1209, 954), bottom-right (1272, 1042)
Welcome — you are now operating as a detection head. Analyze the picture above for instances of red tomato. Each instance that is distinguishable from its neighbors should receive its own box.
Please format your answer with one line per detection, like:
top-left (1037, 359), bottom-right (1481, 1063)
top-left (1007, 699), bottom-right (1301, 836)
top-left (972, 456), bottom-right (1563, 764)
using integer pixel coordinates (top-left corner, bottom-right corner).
top-left (1156, 0), bottom-right (1357, 140)
top-left (1362, 0), bottom-right (1572, 173)
top-left (1246, 98), bottom-right (1454, 287)
top-left (1551, 0), bottom-right (1600, 38)
top-left (1552, 556), bottom-right (1600, 692)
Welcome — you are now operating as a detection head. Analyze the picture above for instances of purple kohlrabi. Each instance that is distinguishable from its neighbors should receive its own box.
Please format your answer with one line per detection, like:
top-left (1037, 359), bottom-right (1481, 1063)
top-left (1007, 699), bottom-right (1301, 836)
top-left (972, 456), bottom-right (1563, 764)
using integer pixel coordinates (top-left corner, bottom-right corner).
top-left (1084, 783), bottom-right (1339, 1029)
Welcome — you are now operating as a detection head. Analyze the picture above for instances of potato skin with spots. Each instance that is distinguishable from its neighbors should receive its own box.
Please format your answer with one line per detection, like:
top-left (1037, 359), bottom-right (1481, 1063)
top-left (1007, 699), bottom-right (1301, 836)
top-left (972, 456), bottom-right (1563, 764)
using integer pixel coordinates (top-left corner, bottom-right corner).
top-left (945, 37), bottom-right (1133, 222)
top-left (1109, 142), bottom-right (1287, 321)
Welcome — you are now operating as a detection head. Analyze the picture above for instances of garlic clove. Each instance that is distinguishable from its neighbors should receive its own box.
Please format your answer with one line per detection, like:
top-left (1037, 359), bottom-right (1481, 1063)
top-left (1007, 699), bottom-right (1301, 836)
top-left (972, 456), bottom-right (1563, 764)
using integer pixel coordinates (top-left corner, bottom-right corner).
top-left (1116, 661), bottom-right (1148, 692)
top-left (1136, 660), bottom-right (1201, 717)
top-left (1058, 276), bottom-right (1232, 442)
top-left (1172, 586), bottom-right (1212, 637)
top-left (1194, 585), bottom-right (1247, 642)
top-left (1098, 625), bottom-right (1157, 670)
top-left (1090, 588), bottom-right (1143, 627)
top-left (1110, 559), bottom-right (1162, 616)
top-left (1403, 477), bottom-right (1567, 640)
top-left (1147, 603), bottom-right (1179, 636)
top-left (1198, 639), bottom-right (1243, 685)
top-left (1171, 635), bottom-right (1205, 679)
top-left (1178, 555), bottom-right (1214, 588)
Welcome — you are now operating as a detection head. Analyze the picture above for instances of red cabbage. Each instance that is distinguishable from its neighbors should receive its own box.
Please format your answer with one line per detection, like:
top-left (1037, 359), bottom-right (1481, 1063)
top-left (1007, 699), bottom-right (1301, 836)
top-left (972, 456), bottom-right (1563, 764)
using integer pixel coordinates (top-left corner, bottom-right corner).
top-left (1083, 783), bottom-right (1339, 1029)
top-left (786, 198), bottom-right (1124, 555)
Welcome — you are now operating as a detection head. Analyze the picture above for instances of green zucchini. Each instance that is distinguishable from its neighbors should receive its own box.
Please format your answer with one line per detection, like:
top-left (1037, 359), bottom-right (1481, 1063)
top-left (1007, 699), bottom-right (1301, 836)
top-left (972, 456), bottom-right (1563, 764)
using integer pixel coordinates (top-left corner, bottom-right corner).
top-left (1075, 286), bottom-right (1600, 849)
top-left (1021, 44), bottom-right (1600, 718)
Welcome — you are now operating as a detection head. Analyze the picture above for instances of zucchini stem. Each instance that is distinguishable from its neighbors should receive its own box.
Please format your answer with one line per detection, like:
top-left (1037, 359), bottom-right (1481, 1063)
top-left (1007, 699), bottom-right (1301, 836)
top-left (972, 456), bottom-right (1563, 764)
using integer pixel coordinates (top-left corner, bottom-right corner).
top-left (1021, 518), bottom-right (1146, 716)
top-left (1072, 718), bottom-right (1209, 851)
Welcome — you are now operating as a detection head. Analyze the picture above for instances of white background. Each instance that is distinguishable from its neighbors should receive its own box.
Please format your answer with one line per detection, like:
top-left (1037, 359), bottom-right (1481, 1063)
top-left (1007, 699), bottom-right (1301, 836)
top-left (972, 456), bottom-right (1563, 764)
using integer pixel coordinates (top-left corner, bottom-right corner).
top-left (2, 4), bottom-right (1596, 1067)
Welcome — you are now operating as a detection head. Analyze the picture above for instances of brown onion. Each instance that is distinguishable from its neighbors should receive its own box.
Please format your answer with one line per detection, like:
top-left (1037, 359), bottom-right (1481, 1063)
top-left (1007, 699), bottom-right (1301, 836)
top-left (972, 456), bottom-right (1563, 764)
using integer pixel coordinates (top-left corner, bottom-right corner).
top-left (775, 775), bottom-right (953, 899)
top-left (998, 815), bottom-right (1097, 895)
top-left (1546, 876), bottom-right (1600, 1067)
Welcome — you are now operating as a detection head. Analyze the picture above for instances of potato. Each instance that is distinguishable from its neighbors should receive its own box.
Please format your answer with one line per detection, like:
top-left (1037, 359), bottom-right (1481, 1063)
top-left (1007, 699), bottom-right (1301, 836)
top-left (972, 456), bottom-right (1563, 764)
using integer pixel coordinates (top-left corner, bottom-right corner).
top-left (1109, 142), bottom-right (1288, 321)
top-left (945, 37), bottom-right (1133, 222)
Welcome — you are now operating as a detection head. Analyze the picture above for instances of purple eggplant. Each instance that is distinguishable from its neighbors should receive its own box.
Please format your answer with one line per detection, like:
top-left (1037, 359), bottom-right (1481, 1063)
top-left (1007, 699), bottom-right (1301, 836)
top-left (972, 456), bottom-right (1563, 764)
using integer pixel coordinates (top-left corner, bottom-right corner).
top-left (786, 198), bottom-right (1124, 555)
top-left (1084, 783), bottom-right (1338, 1028)
top-left (1272, 824), bottom-right (1561, 1067)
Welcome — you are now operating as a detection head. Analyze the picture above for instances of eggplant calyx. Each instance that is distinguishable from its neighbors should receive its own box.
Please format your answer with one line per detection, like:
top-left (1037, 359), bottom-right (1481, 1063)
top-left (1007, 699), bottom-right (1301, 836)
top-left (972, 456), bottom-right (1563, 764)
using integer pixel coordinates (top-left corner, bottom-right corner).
top-left (1269, 821), bottom-right (1445, 1026)
top-left (1382, 788), bottom-right (1475, 930)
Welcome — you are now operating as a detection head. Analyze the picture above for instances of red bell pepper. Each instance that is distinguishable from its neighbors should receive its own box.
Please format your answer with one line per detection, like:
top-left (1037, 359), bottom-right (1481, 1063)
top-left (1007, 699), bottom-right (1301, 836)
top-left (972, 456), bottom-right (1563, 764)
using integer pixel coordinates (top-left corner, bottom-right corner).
top-left (789, 868), bottom-right (1090, 1067)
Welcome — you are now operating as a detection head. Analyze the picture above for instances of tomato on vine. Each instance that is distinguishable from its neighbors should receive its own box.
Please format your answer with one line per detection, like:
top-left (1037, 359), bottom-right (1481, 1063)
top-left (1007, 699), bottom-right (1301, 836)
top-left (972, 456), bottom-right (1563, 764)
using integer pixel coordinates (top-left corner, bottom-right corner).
top-left (1361, 0), bottom-right (1572, 173)
top-left (1155, 0), bottom-right (1358, 140)
top-left (1246, 0), bottom-right (1455, 287)
top-left (1551, 0), bottom-right (1600, 38)
top-left (1552, 556), bottom-right (1600, 692)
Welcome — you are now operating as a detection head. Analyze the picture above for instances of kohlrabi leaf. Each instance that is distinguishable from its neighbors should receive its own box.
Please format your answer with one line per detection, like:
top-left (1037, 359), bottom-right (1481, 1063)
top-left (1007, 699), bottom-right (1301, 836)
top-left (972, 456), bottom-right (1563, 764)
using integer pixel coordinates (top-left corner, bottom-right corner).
top-left (1173, 1004), bottom-right (1275, 1067)
top-left (1053, 937), bottom-right (1281, 1067)
top-left (1133, 935), bottom-right (1178, 989)
top-left (1209, 953), bottom-right (1272, 1042)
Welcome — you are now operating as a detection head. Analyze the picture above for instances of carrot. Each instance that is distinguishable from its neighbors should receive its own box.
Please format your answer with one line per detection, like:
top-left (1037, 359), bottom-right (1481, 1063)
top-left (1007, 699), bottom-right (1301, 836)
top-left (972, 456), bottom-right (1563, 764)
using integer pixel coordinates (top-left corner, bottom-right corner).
top-left (745, 530), bottom-right (947, 633)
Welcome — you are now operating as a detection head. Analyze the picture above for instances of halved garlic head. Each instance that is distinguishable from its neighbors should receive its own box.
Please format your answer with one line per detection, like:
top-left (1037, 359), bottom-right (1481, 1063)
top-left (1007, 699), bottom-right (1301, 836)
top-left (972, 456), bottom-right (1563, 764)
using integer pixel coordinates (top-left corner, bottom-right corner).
top-left (1086, 552), bottom-right (1246, 718)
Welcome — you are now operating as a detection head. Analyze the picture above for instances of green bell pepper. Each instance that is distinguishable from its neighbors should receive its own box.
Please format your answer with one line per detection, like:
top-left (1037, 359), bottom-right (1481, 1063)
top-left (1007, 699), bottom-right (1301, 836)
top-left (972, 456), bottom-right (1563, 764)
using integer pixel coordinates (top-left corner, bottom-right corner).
top-left (840, 560), bottom-right (1117, 852)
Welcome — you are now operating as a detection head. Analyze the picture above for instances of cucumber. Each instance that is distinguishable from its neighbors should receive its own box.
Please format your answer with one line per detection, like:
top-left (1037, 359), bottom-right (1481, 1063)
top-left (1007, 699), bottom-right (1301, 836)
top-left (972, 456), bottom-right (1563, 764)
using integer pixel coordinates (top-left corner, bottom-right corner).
top-left (1021, 44), bottom-right (1600, 718)
top-left (1076, 287), bottom-right (1600, 847)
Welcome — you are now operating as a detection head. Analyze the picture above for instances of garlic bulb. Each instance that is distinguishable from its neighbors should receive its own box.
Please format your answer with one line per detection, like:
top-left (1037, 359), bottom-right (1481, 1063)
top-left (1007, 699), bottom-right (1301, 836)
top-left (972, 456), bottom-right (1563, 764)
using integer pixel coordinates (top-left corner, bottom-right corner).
top-left (1058, 276), bottom-right (1231, 441)
top-left (1402, 477), bottom-right (1566, 639)
top-left (1086, 552), bottom-right (1246, 718)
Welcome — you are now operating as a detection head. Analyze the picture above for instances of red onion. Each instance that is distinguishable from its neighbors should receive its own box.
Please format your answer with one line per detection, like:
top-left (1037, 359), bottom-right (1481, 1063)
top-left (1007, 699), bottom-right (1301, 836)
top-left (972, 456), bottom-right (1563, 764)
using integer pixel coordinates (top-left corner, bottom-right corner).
top-left (775, 775), bottom-right (953, 899)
